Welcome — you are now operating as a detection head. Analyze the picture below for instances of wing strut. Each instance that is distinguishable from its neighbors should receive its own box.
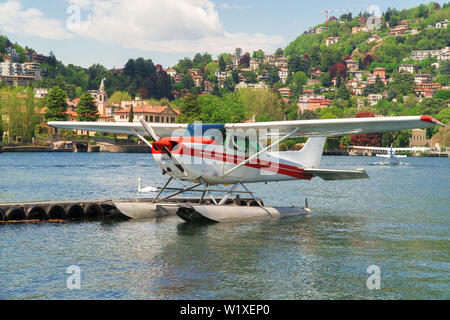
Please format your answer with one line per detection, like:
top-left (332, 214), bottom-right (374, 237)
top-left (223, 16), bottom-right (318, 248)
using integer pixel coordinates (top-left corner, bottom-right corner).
top-left (221, 128), bottom-right (298, 177)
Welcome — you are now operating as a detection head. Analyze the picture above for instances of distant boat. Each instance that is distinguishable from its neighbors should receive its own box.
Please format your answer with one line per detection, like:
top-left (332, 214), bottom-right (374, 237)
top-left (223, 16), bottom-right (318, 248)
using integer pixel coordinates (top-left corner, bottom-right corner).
top-left (351, 145), bottom-right (431, 165)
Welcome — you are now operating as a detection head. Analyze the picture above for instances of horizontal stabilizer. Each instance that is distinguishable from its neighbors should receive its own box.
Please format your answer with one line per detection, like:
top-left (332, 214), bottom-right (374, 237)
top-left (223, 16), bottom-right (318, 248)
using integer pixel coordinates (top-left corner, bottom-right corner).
top-left (303, 168), bottom-right (369, 180)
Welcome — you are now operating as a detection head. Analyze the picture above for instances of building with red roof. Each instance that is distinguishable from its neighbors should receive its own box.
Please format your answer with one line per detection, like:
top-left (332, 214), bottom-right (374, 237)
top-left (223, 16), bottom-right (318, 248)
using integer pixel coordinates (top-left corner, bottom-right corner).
top-left (114, 105), bottom-right (180, 123)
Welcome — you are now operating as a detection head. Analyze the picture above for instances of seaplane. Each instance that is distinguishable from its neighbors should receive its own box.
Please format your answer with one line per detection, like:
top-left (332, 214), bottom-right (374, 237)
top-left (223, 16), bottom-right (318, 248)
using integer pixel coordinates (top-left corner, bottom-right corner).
top-left (351, 144), bottom-right (432, 165)
top-left (49, 115), bottom-right (443, 223)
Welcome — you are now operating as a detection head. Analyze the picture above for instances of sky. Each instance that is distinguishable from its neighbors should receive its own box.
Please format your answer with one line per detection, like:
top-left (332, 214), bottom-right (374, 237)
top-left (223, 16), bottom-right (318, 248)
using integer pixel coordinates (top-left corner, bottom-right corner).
top-left (0, 0), bottom-right (444, 69)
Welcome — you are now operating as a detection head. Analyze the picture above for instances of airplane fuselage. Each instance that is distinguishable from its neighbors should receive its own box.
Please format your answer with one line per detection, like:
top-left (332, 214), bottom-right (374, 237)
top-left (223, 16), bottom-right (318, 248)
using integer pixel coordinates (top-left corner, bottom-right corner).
top-left (151, 137), bottom-right (314, 185)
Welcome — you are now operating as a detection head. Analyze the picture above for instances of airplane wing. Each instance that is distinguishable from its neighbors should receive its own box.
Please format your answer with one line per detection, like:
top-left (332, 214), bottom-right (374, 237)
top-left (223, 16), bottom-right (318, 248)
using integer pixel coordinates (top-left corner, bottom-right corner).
top-left (225, 115), bottom-right (443, 137)
top-left (48, 115), bottom-right (443, 138)
top-left (47, 121), bottom-right (188, 138)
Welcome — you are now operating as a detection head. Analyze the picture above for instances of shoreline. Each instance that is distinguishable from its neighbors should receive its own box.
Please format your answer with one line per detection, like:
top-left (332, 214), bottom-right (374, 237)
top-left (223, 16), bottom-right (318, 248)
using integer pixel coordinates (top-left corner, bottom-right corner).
top-left (0, 144), bottom-right (151, 153)
top-left (0, 145), bottom-right (447, 157)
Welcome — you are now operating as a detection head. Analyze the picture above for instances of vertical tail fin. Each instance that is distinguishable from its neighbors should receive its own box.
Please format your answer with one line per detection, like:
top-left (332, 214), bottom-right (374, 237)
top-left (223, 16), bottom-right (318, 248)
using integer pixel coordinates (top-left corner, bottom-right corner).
top-left (277, 137), bottom-right (326, 168)
top-left (297, 137), bottom-right (326, 168)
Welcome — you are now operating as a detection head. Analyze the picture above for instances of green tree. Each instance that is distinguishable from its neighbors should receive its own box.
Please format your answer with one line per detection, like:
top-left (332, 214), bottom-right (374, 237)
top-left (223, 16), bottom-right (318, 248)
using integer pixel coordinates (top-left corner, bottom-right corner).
top-left (76, 93), bottom-right (99, 121)
top-left (321, 72), bottom-right (332, 87)
top-left (128, 105), bottom-right (134, 123)
top-left (218, 53), bottom-right (232, 66)
top-left (109, 91), bottom-right (132, 104)
top-left (177, 94), bottom-right (201, 123)
top-left (434, 90), bottom-right (450, 100)
top-left (336, 71), bottom-right (342, 87)
top-left (237, 88), bottom-right (283, 121)
top-left (223, 77), bottom-right (235, 92)
top-left (440, 60), bottom-right (450, 75)
top-left (382, 130), bottom-right (412, 147)
top-left (193, 53), bottom-right (203, 68)
top-left (45, 86), bottom-right (68, 121)
top-left (375, 76), bottom-right (385, 92)
top-left (389, 72), bottom-right (415, 95)
top-left (252, 49), bottom-right (265, 60)
top-left (418, 98), bottom-right (447, 116)
top-left (299, 110), bottom-right (320, 120)
top-left (198, 94), bottom-right (246, 123)
top-left (218, 56), bottom-right (226, 71)
top-left (293, 71), bottom-right (308, 87)
top-left (182, 73), bottom-right (194, 90)
top-left (436, 107), bottom-right (450, 124)
top-left (0, 86), bottom-right (40, 142)
top-left (176, 57), bottom-right (193, 74)
top-left (205, 62), bottom-right (218, 77)
top-left (268, 68), bottom-right (280, 85)
top-left (242, 71), bottom-right (258, 83)
top-left (337, 84), bottom-right (351, 100)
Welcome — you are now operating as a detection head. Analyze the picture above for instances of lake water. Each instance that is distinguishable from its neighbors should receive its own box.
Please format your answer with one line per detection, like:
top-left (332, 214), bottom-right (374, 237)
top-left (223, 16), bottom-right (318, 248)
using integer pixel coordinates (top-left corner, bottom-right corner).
top-left (0, 152), bottom-right (448, 299)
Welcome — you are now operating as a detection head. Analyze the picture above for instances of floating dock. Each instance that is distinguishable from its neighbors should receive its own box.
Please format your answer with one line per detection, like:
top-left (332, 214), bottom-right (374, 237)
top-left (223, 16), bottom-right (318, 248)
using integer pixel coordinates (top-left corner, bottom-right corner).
top-left (0, 197), bottom-right (311, 223)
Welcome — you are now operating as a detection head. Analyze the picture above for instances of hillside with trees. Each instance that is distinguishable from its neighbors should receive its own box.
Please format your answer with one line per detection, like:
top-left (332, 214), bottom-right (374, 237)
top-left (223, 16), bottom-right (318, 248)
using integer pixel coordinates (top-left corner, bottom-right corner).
top-left (0, 2), bottom-right (449, 148)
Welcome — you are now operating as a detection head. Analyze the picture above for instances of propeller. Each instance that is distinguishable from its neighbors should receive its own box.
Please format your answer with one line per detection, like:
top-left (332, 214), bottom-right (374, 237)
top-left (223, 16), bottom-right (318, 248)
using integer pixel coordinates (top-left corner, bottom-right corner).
top-left (139, 118), bottom-right (160, 141)
top-left (138, 118), bottom-right (186, 174)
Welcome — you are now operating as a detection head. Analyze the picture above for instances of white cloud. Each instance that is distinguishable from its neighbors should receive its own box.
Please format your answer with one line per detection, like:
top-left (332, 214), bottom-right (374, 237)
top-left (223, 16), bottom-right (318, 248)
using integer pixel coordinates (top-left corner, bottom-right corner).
top-left (67, 0), bottom-right (284, 54)
top-left (67, 0), bottom-right (93, 10)
top-left (0, 0), bottom-right (72, 40)
top-left (219, 3), bottom-right (251, 10)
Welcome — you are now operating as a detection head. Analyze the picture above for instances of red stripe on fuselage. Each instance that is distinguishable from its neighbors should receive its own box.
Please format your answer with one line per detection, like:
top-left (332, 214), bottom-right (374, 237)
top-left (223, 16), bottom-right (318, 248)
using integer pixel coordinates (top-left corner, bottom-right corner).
top-left (174, 145), bottom-right (313, 180)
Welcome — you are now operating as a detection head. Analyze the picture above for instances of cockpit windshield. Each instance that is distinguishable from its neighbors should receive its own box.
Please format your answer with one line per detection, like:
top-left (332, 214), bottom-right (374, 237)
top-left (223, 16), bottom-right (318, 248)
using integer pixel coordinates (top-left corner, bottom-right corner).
top-left (183, 123), bottom-right (226, 143)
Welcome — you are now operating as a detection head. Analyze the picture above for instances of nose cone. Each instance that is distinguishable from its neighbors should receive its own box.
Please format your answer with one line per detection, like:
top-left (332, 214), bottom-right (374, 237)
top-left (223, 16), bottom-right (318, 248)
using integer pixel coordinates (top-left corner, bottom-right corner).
top-left (153, 139), bottom-right (173, 152)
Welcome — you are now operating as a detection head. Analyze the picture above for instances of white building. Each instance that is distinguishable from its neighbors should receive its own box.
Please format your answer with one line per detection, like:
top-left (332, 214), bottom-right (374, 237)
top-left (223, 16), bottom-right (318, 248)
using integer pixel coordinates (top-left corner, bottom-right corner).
top-left (367, 35), bottom-right (381, 43)
top-left (34, 88), bottom-right (48, 99)
top-left (345, 59), bottom-right (358, 71)
top-left (368, 94), bottom-right (383, 106)
top-left (235, 82), bottom-right (269, 90)
top-left (5, 47), bottom-right (19, 61)
top-left (214, 70), bottom-right (231, 80)
top-left (414, 73), bottom-right (432, 84)
top-left (249, 58), bottom-right (260, 71)
top-left (274, 57), bottom-right (288, 68)
top-left (278, 68), bottom-right (288, 83)
top-left (0, 61), bottom-right (23, 76)
top-left (399, 64), bottom-right (417, 73)
top-left (166, 68), bottom-right (177, 77)
top-left (326, 37), bottom-right (340, 46)
top-left (231, 56), bottom-right (240, 68)
top-left (435, 19), bottom-right (449, 29)
top-left (411, 47), bottom-right (450, 61)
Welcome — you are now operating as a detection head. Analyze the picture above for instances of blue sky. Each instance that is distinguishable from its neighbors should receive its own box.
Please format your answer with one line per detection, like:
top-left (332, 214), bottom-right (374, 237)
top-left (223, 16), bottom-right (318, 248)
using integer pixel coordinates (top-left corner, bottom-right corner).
top-left (0, 0), bottom-right (442, 69)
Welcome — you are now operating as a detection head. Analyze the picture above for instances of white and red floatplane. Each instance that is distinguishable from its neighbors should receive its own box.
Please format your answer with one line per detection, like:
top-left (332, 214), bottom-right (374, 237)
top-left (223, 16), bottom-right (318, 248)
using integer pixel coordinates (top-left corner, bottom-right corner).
top-left (49, 115), bottom-right (444, 222)
top-left (351, 144), bottom-right (432, 165)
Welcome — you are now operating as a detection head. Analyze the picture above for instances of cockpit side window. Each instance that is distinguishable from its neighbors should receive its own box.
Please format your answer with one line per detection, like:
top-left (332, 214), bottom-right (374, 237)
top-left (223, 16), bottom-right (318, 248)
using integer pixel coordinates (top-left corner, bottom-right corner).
top-left (229, 134), bottom-right (261, 155)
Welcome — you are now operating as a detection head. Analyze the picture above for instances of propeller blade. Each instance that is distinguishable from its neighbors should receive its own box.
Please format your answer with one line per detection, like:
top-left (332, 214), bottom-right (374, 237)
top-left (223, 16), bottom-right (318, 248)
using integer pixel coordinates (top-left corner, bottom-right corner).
top-left (139, 117), bottom-right (160, 141)
top-left (163, 146), bottom-right (186, 174)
